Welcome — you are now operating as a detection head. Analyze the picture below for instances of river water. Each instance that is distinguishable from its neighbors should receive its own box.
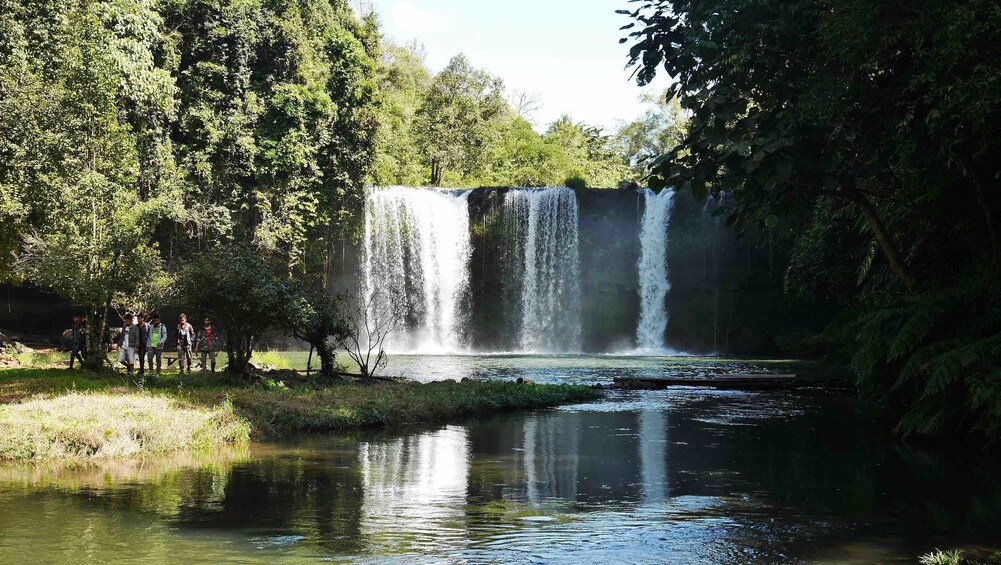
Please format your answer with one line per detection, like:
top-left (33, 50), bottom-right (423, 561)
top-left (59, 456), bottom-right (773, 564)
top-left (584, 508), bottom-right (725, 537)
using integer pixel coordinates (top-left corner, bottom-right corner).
top-left (1, 355), bottom-right (998, 563)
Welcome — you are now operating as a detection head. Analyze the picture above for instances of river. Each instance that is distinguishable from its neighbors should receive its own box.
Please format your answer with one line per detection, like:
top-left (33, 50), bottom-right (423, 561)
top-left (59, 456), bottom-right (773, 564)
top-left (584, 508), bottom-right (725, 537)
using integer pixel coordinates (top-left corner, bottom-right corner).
top-left (0, 355), bottom-right (997, 563)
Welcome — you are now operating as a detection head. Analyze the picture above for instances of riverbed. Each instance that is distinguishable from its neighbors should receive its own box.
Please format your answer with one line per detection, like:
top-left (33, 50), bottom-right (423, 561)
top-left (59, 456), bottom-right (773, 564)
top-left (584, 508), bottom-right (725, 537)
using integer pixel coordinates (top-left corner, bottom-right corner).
top-left (0, 355), bottom-right (997, 563)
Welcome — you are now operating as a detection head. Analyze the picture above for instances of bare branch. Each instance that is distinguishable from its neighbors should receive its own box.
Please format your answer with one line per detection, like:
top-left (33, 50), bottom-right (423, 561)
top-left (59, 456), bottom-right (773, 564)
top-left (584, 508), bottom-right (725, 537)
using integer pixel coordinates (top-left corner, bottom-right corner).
top-left (508, 89), bottom-right (543, 124)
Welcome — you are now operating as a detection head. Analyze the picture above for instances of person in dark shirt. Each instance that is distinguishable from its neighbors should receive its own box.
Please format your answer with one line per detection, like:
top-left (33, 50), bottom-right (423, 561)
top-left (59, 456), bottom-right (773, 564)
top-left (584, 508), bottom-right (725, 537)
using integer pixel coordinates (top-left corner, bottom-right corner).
top-left (136, 313), bottom-right (151, 378)
top-left (68, 314), bottom-right (86, 370)
top-left (195, 317), bottom-right (220, 373)
top-left (176, 313), bottom-right (195, 374)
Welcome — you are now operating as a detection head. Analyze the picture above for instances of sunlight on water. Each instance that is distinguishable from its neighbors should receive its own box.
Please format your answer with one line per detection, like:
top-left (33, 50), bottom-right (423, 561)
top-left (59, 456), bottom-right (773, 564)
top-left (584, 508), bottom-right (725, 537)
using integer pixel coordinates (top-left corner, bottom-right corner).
top-left (0, 358), bottom-right (998, 564)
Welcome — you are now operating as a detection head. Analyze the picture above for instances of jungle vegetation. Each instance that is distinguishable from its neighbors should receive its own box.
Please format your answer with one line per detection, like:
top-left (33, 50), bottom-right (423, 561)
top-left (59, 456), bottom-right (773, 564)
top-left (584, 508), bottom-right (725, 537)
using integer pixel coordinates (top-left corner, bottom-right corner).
top-left (622, 0), bottom-right (1001, 440)
top-left (2, 0), bottom-right (997, 442)
top-left (0, 0), bottom-right (664, 376)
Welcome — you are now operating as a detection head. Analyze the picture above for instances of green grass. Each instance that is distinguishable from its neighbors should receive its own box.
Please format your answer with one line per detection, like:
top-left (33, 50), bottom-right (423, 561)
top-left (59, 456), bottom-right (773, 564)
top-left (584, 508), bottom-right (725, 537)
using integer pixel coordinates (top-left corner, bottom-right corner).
top-left (0, 368), bottom-right (602, 451)
top-left (10, 351), bottom-right (66, 368)
top-left (250, 349), bottom-right (292, 370)
top-left (0, 392), bottom-right (250, 461)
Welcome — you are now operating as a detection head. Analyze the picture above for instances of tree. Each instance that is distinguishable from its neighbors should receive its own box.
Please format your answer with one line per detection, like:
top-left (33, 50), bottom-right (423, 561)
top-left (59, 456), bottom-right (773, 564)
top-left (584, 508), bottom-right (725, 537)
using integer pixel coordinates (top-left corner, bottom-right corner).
top-left (5, 0), bottom-right (176, 369)
top-left (543, 115), bottom-right (631, 188)
top-left (371, 41), bottom-right (432, 186)
top-left (287, 287), bottom-right (350, 378)
top-left (508, 88), bottom-right (543, 125)
top-left (622, 0), bottom-right (1001, 438)
top-left (335, 288), bottom-right (401, 379)
top-left (179, 245), bottom-right (298, 376)
top-left (413, 54), bottom-right (508, 186)
top-left (163, 0), bottom-right (379, 271)
top-left (614, 90), bottom-right (688, 177)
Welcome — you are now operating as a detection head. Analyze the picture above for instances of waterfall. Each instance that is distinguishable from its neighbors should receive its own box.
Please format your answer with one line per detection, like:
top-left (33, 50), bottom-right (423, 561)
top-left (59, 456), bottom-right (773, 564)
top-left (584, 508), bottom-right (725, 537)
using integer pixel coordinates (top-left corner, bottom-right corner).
top-left (635, 188), bottom-right (676, 351)
top-left (362, 186), bottom-right (471, 352)
top-left (503, 187), bottom-right (581, 353)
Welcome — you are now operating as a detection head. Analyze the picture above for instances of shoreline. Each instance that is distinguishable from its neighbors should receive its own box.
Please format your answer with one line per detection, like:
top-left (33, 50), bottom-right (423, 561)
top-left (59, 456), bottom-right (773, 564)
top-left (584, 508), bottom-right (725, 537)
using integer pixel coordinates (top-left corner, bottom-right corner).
top-left (0, 368), bottom-right (603, 461)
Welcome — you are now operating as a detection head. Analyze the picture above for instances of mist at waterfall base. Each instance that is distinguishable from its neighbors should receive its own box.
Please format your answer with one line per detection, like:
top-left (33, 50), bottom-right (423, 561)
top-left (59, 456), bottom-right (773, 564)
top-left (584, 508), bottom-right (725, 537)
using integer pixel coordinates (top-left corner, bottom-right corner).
top-left (358, 185), bottom-right (825, 357)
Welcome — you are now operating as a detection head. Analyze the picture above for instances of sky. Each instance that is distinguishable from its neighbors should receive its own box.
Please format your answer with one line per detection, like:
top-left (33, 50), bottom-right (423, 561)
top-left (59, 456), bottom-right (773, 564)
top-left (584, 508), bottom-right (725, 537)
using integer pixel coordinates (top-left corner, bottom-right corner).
top-left (366, 0), bottom-right (671, 132)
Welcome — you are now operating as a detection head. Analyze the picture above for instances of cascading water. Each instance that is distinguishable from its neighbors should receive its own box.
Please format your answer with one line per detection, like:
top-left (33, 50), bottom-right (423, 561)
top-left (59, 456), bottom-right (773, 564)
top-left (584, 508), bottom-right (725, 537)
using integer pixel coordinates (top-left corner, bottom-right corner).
top-left (503, 187), bottom-right (582, 353)
top-left (635, 188), bottom-right (676, 351)
top-left (362, 186), bottom-right (472, 352)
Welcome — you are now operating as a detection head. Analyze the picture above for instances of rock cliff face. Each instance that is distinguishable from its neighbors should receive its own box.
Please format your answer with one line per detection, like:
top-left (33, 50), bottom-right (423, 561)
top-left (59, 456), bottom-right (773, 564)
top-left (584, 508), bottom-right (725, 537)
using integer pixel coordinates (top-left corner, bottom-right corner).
top-left (1, 187), bottom-right (829, 356)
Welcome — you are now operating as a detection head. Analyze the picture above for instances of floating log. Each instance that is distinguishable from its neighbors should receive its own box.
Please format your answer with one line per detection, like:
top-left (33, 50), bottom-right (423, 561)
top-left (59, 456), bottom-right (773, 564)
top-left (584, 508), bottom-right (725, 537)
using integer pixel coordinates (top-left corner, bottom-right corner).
top-left (612, 373), bottom-right (805, 390)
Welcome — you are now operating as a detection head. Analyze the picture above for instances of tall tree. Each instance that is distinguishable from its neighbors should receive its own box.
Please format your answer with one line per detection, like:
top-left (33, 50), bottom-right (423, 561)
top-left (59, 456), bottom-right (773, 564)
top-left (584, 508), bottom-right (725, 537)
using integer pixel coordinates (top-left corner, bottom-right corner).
top-left (163, 0), bottom-right (379, 271)
top-left (413, 54), bottom-right (507, 186)
top-left (371, 40), bottom-right (432, 187)
top-left (2, 0), bottom-right (175, 368)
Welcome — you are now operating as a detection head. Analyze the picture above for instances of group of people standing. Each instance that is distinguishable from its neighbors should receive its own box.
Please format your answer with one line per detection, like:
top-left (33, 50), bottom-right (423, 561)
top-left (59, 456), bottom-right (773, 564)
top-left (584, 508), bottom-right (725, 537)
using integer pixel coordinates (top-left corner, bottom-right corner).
top-left (69, 313), bottom-right (221, 377)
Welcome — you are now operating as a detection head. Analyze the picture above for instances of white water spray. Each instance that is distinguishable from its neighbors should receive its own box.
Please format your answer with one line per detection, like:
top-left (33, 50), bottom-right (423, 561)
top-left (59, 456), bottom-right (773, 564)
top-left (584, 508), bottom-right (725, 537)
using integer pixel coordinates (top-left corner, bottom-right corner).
top-left (636, 188), bottom-right (676, 351)
top-left (503, 187), bottom-right (582, 352)
top-left (362, 186), bottom-right (471, 352)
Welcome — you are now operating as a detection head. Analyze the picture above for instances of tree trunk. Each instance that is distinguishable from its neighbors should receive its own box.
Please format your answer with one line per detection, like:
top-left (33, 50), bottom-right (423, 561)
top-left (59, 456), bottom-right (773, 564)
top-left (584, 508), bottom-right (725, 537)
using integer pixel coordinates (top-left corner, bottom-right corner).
top-left (226, 333), bottom-right (253, 376)
top-left (83, 299), bottom-right (112, 371)
top-left (317, 343), bottom-right (337, 378)
top-left (429, 161), bottom-right (443, 186)
top-left (850, 192), bottom-right (918, 293)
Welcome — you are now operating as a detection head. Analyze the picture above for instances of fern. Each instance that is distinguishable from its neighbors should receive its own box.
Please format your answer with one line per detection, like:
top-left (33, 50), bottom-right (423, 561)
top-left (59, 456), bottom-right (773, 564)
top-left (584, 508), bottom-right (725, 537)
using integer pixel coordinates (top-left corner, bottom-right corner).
top-left (842, 276), bottom-right (1001, 440)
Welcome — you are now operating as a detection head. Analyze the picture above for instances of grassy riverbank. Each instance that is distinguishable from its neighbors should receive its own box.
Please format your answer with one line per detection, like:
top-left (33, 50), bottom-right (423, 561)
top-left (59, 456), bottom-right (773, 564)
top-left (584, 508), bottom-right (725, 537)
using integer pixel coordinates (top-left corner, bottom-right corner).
top-left (0, 369), bottom-right (602, 460)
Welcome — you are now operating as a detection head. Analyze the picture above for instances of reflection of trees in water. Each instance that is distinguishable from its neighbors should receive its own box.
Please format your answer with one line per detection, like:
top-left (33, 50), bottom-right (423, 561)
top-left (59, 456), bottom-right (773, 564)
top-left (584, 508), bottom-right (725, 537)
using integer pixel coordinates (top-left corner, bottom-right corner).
top-left (663, 391), bottom-right (1001, 554)
top-left (117, 438), bottom-right (367, 555)
top-left (6, 395), bottom-right (1001, 563)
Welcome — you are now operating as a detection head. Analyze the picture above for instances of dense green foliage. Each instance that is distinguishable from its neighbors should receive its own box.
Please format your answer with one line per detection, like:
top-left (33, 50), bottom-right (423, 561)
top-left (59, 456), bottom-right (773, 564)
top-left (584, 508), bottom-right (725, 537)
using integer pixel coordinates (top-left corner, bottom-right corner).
top-left (623, 0), bottom-right (1001, 439)
top-left (179, 245), bottom-right (299, 375)
top-left (0, 0), bottom-right (380, 369)
top-left (0, 2), bottom-right (680, 371)
top-left (371, 41), bottom-right (657, 189)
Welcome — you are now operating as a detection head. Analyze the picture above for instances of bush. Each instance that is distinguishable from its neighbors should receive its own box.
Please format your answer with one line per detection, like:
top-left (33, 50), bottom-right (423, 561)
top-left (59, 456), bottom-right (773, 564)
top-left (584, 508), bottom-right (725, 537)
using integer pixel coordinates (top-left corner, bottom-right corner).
top-left (564, 175), bottom-right (587, 190)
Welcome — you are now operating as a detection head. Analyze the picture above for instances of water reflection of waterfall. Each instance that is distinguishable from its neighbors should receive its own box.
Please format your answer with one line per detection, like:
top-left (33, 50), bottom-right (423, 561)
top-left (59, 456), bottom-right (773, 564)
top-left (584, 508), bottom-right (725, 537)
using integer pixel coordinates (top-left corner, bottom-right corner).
top-left (362, 186), bottom-right (472, 352)
top-left (522, 413), bottom-right (580, 502)
top-left (358, 426), bottom-right (470, 549)
top-left (639, 408), bottom-right (668, 502)
top-left (636, 189), bottom-right (676, 351)
top-left (503, 187), bottom-right (582, 353)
